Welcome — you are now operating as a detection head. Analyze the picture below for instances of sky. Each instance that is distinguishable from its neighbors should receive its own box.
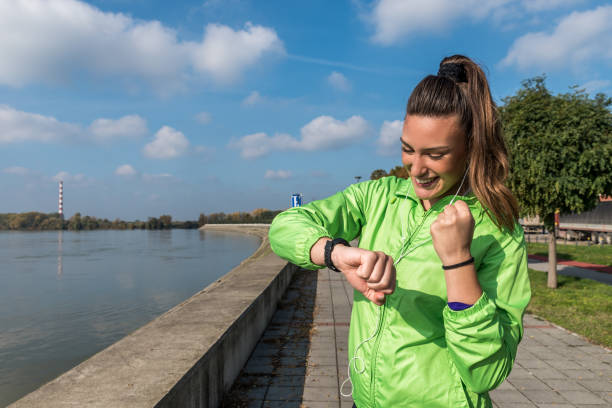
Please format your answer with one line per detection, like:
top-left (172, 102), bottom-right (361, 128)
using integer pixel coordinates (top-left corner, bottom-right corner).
top-left (1, 0), bottom-right (611, 221)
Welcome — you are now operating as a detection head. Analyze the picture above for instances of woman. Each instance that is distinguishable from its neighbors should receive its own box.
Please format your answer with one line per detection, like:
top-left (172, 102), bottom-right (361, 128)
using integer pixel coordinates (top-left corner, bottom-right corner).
top-left (269, 55), bottom-right (531, 408)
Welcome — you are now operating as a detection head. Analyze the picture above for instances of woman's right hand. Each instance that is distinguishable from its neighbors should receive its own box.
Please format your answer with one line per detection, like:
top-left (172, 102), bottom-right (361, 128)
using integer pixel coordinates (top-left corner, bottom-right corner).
top-left (331, 245), bottom-right (396, 306)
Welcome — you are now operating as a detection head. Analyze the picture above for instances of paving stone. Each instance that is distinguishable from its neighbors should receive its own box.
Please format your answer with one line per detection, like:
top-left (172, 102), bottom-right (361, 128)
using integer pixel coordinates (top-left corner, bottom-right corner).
top-left (530, 368), bottom-right (568, 380)
top-left (526, 346), bottom-right (566, 361)
top-left (494, 401), bottom-right (536, 407)
top-left (307, 354), bottom-right (337, 366)
top-left (304, 374), bottom-right (338, 388)
top-left (518, 358), bottom-right (552, 369)
top-left (244, 386), bottom-right (268, 400)
top-left (546, 359), bottom-right (585, 370)
top-left (300, 402), bottom-right (338, 408)
top-left (496, 380), bottom-right (517, 390)
top-left (577, 379), bottom-right (612, 392)
top-left (307, 364), bottom-right (338, 377)
top-left (240, 400), bottom-right (264, 408)
top-left (562, 369), bottom-right (599, 380)
top-left (302, 386), bottom-right (339, 402)
top-left (543, 379), bottom-right (589, 392)
top-left (574, 405), bottom-right (611, 408)
top-left (276, 366), bottom-right (307, 376)
top-left (490, 389), bottom-right (533, 403)
top-left (509, 367), bottom-right (538, 380)
top-left (509, 378), bottom-right (551, 391)
top-left (269, 375), bottom-right (304, 387)
top-left (519, 389), bottom-right (569, 404)
top-left (265, 386), bottom-right (302, 401)
top-left (556, 389), bottom-right (607, 405)
top-left (594, 391), bottom-right (612, 404)
top-left (262, 401), bottom-right (301, 408)
top-left (340, 399), bottom-right (355, 408)
top-left (575, 357), bottom-right (612, 371)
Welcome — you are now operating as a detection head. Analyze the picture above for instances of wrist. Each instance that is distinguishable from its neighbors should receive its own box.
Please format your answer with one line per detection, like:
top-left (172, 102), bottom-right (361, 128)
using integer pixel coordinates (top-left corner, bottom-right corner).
top-left (440, 250), bottom-right (472, 266)
top-left (310, 237), bottom-right (331, 267)
top-left (325, 238), bottom-right (350, 272)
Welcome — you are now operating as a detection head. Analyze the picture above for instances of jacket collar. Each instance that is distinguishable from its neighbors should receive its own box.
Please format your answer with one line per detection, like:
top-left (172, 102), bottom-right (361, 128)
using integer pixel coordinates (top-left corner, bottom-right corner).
top-left (393, 176), bottom-right (478, 208)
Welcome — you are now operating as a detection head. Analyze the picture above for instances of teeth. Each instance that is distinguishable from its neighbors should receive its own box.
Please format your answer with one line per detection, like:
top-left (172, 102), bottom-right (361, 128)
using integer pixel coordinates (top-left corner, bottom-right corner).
top-left (416, 177), bottom-right (436, 183)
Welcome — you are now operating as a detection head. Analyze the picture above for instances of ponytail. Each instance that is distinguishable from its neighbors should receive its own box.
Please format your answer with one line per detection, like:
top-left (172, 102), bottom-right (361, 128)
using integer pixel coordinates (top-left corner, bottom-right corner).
top-left (406, 55), bottom-right (519, 231)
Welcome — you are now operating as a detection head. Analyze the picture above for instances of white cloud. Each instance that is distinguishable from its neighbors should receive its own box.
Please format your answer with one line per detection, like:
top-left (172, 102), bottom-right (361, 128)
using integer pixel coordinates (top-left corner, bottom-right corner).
top-left (194, 111), bottom-right (212, 124)
top-left (0, 1), bottom-right (283, 89)
top-left (328, 71), bottom-right (351, 92)
top-left (115, 164), bottom-right (137, 176)
top-left (0, 105), bottom-right (147, 144)
top-left (581, 79), bottom-right (611, 94)
top-left (88, 115), bottom-right (147, 142)
top-left (229, 132), bottom-right (299, 159)
top-left (367, 0), bottom-right (510, 45)
top-left (52, 171), bottom-right (88, 184)
top-left (501, 6), bottom-right (612, 71)
top-left (0, 105), bottom-right (81, 143)
top-left (377, 120), bottom-right (403, 156)
top-left (3, 166), bottom-right (31, 176)
top-left (521, 0), bottom-right (585, 12)
top-left (191, 22), bottom-right (284, 83)
top-left (365, 0), bottom-right (588, 45)
top-left (300, 115), bottom-right (369, 151)
top-left (242, 91), bottom-right (264, 106)
top-left (229, 115), bottom-right (370, 158)
top-left (143, 126), bottom-right (190, 159)
top-left (264, 170), bottom-right (292, 179)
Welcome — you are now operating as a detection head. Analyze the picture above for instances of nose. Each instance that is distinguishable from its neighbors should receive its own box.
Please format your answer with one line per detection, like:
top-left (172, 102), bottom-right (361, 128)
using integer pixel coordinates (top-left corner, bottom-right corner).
top-left (408, 155), bottom-right (427, 177)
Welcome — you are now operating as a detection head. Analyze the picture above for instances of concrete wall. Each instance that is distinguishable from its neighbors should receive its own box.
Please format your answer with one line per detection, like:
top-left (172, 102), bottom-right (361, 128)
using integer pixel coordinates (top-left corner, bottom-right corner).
top-left (10, 224), bottom-right (294, 408)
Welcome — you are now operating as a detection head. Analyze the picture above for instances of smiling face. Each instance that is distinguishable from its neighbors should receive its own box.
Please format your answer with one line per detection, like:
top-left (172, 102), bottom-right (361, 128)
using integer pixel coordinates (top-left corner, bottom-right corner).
top-left (401, 114), bottom-right (468, 210)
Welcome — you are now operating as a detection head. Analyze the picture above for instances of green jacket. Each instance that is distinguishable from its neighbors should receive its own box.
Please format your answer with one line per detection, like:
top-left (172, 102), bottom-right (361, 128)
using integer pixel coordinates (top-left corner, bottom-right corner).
top-left (269, 176), bottom-right (531, 408)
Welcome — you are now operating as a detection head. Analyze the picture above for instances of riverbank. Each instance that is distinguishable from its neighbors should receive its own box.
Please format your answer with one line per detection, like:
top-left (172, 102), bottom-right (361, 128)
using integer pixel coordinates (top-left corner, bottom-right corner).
top-left (10, 224), bottom-right (292, 408)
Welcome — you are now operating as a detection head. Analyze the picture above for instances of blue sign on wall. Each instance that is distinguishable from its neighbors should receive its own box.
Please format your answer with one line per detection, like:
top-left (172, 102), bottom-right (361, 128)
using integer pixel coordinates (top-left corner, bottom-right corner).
top-left (291, 193), bottom-right (302, 207)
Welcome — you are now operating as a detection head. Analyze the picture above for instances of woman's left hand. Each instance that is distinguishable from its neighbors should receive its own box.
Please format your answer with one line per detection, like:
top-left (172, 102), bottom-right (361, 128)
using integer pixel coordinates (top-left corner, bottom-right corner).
top-left (430, 200), bottom-right (475, 265)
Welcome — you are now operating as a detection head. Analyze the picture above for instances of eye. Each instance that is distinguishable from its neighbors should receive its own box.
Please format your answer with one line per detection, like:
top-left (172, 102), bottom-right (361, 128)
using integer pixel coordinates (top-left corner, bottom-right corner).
top-left (402, 148), bottom-right (414, 154)
top-left (428, 153), bottom-right (445, 160)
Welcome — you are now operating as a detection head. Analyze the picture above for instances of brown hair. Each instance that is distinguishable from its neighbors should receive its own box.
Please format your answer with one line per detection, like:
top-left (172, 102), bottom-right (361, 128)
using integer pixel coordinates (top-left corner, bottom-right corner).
top-left (406, 54), bottom-right (519, 231)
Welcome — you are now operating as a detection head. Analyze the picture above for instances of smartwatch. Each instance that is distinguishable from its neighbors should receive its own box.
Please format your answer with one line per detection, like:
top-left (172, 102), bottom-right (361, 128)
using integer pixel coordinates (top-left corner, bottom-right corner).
top-left (324, 238), bottom-right (350, 272)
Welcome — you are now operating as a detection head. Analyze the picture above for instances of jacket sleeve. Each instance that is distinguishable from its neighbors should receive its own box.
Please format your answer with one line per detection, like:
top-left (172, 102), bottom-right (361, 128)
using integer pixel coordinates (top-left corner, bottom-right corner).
top-left (268, 182), bottom-right (368, 270)
top-left (442, 226), bottom-right (531, 394)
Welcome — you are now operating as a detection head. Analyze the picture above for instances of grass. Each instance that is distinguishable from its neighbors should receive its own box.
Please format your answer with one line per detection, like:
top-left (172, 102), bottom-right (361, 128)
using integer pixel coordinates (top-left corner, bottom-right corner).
top-left (526, 242), bottom-right (612, 267)
top-left (526, 268), bottom-right (612, 348)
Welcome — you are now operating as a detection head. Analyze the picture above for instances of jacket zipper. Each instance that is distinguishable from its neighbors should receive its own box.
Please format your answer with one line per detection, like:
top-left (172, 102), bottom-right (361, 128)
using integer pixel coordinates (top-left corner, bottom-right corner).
top-left (368, 206), bottom-right (434, 407)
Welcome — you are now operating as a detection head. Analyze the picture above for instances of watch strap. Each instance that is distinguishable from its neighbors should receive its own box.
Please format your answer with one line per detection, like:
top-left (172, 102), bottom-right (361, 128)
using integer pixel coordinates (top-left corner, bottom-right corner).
top-left (324, 238), bottom-right (350, 272)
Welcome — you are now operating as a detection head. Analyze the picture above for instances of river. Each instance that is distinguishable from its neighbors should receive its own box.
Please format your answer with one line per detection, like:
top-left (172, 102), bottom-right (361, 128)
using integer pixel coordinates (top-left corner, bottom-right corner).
top-left (0, 229), bottom-right (261, 407)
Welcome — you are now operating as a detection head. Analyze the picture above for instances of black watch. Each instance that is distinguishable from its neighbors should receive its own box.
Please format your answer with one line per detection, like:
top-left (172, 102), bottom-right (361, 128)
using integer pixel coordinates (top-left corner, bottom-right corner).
top-left (324, 238), bottom-right (350, 272)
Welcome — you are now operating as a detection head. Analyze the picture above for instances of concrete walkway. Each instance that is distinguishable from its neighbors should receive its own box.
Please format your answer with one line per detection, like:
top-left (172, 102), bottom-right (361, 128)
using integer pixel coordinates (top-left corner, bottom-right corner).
top-left (528, 258), bottom-right (612, 285)
top-left (225, 268), bottom-right (612, 408)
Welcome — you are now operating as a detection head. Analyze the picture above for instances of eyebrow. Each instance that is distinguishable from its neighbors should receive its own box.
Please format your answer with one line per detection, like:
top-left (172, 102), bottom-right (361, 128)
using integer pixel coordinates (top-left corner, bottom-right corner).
top-left (400, 138), bottom-right (450, 152)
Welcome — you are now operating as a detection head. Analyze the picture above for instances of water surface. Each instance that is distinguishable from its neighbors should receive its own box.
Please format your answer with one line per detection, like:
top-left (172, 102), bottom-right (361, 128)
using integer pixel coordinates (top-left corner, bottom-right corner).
top-left (0, 229), bottom-right (260, 406)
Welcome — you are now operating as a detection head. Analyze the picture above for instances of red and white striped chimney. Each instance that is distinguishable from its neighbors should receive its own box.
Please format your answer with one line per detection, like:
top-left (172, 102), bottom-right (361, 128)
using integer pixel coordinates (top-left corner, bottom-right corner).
top-left (58, 181), bottom-right (64, 220)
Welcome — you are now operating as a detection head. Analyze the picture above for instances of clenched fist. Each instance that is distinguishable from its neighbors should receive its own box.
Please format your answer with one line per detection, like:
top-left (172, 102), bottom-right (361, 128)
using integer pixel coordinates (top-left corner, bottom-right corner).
top-left (332, 245), bottom-right (396, 306)
top-left (430, 200), bottom-right (475, 266)
top-left (310, 238), bottom-right (395, 306)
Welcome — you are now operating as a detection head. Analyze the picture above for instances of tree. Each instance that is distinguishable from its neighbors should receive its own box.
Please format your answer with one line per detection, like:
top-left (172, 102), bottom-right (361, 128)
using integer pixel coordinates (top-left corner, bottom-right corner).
top-left (68, 212), bottom-right (83, 231)
top-left (159, 214), bottom-right (172, 229)
top-left (500, 76), bottom-right (612, 288)
top-left (388, 165), bottom-right (409, 179)
top-left (198, 213), bottom-right (207, 227)
top-left (370, 169), bottom-right (388, 180)
top-left (147, 217), bottom-right (159, 230)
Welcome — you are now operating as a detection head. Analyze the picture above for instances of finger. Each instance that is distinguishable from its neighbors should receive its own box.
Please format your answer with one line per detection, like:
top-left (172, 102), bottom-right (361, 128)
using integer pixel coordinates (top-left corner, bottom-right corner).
top-left (366, 252), bottom-right (385, 284)
top-left (357, 251), bottom-right (377, 280)
top-left (368, 255), bottom-right (395, 292)
top-left (364, 288), bottom-right (385, 306)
